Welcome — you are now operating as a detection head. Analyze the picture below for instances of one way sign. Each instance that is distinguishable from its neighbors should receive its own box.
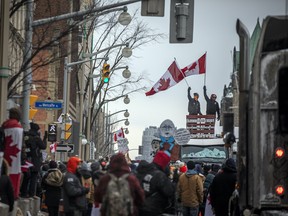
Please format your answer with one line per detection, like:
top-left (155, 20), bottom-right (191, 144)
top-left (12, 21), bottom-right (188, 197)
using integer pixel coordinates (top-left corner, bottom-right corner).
top-left (56, 144), bottom-right (74, 153)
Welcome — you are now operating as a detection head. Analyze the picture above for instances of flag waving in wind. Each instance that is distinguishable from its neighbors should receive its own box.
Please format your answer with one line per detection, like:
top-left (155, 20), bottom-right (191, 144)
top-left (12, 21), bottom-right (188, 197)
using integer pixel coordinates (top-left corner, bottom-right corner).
top-left (114, 128), bottom-right (125, 142)
top-left (181, 52), bottom-right (206, 76)
top-left (145, 60), bottom-right (183, 96)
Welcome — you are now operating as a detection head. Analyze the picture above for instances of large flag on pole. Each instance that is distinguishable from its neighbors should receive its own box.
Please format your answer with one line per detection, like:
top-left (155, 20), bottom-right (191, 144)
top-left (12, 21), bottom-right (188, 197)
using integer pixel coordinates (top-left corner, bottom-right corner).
top-left (181, 52), bottom-right (206, 76)
top-left (145, 60), bottom-right (183, 96)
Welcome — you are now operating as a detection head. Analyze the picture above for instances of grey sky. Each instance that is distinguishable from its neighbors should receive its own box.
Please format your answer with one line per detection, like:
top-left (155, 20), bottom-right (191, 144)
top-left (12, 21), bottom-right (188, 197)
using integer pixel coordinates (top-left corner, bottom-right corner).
top-left (109, 0), bottom-right (287, 159)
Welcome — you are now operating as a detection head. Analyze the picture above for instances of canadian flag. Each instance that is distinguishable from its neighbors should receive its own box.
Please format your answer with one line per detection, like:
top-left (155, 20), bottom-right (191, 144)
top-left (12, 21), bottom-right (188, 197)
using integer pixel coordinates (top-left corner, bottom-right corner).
top-left (50, 142), bottom-right (58, 153)
top-left (145, 60), bottom-right (183, 96)
top-left (114, 128), bottom-right (125, 142)
top-left (3, 120), bottom-right (23, 199)
top-left (181, 53), bottom-right (206, 76)
top-left (21, 160), bottom-right (34, 172)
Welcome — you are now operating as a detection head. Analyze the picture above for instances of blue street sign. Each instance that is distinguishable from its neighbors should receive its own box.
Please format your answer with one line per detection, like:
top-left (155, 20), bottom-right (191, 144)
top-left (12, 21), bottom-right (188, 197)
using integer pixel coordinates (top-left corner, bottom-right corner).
top-left (35, 101), bottom-right (63, 109)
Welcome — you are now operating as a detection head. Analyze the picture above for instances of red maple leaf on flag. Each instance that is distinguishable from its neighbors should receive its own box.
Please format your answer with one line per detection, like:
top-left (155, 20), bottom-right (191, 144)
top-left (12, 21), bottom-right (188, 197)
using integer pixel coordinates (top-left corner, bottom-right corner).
top-left (4, 135), bottom-right (21, 166)
top-left (188, 62), bottom-right (197, 71)
top-left (158, 78), bottom-right (170, 91)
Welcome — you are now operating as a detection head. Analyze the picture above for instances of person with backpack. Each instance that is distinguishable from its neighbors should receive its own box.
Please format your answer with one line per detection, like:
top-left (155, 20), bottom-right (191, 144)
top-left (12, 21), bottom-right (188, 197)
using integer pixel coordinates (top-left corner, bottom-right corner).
top-left (94, 153), bottom-right (145, 216)
top-left (20, 122), bottom-right (47, 198)
top-left (41, 160), bottom-right (64, 216)
top-left (136, 150), bottom-right (175, 216)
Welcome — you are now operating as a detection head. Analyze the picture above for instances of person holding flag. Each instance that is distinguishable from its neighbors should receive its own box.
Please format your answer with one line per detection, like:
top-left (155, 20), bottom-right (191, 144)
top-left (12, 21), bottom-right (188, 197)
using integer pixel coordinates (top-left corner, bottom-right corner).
top-left (203, 85), bottom-right (220, 121)
top-left (187, 87), bottom-right (202, 115)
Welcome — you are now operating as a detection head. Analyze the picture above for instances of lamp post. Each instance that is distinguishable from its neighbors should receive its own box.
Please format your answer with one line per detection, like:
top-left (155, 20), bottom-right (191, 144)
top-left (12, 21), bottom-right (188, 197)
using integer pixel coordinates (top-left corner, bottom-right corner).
top-left (21, 1), bottom-right (137, 131)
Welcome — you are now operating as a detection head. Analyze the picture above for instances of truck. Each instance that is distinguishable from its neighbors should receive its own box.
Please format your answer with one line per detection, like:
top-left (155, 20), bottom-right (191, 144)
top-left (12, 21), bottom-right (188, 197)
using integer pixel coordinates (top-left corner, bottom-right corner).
top-left (235, 16), bottom-right (288, 215)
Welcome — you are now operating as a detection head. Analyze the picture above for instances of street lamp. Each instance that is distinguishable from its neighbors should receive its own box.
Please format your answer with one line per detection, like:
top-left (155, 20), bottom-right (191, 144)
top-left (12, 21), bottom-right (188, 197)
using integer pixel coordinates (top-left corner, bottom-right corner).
top-left (118, 6), bottom-right (132, 26)
top-left (122, 66), bottom-right (131, 79)
top-left (124, 95), bottom-right (130, 104)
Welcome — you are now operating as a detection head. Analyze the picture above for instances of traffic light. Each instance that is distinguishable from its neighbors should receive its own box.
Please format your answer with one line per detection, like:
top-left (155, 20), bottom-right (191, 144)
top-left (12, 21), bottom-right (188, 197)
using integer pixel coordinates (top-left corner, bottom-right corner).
top-left (48, 123), bottom-right (57, 142)
top-left (61, 122), bottom-right (72, 141)
top-left (29, 95), bottom-right (38, 120)
top-left (102, 63), bottom-right (110, 83)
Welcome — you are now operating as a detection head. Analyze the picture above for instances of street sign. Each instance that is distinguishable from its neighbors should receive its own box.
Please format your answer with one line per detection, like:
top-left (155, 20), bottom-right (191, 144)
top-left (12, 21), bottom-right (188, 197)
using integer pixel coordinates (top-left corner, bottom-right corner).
top-left (35, 101), bottom-right (62, 109)
top-left (56, 144), bottom-right (74, 153)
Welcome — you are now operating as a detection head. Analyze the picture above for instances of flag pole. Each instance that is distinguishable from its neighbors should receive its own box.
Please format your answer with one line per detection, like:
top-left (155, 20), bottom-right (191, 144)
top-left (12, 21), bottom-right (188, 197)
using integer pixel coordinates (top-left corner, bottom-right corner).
top-left (175, 57), bottom-right (190, 88)
top-left (204, 51), bottom-right (207, 86)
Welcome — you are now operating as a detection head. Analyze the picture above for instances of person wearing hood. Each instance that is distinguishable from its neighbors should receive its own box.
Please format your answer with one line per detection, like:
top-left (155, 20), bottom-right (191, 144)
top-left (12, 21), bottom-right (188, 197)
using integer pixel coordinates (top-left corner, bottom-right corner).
top-left (42, 160), bottom-right (64, 216)
top-left (62, 157), bottom-right (89, 216)
top-left (209, 158), bottom-right (237, 216)
top-left (94, 153), bottom-right (145, 216)
top-left (136, 151), bottom-right (175, 216)
top-left (77, 161), bottom-right (93, 216)
top-left (0, 159), bottom-right (14, 212)
top-left (177, 160), bottom-right (203, 216)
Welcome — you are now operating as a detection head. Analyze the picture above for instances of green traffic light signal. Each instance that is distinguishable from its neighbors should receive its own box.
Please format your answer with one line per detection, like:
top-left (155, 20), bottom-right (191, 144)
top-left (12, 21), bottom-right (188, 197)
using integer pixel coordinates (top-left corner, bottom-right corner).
top-left (102, 63), bottom-right (110, 83)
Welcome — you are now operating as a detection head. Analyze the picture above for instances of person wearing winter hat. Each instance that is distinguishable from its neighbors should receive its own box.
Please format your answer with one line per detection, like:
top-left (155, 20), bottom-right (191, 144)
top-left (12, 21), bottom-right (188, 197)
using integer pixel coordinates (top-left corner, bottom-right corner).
top-left (203, 85), bottom-right (220, 121)
top-left (136, 151), bottom-right (175, 216)
top-left (42, 160), bottom-right (63, 216)
top-left (177, 160), bottom-right (203, 216)
top-left (152, 150), bottom-right (171, 171)
top-left (94, 153), bottom-right (145, 216)
top-left (209, 158), bottom-right (237, 216)
top-left (62, 157), bottom-right (89, 215)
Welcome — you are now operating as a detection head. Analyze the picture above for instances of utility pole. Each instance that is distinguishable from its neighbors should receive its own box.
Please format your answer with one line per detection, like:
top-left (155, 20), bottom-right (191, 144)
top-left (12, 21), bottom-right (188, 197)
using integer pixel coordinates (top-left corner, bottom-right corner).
top-left (0, 0), bottom-right (10, 123)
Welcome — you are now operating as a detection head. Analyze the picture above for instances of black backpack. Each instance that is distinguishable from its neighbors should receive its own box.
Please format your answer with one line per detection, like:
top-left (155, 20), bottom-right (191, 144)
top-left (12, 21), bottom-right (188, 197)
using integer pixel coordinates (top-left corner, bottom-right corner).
top-left (0, 127), bottom-right (5, 152)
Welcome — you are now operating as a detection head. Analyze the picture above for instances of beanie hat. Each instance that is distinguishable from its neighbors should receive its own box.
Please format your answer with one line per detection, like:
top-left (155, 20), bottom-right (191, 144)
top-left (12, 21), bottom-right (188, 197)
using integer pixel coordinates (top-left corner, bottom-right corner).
top-left (90, 162), bottom-right (100, 172)
top-left (179, 165), bottom-right (187, 173)
top-left (49, 160), bottom-right (58, 169)
top-left (30, 122), bottom-right (40, 131)
top-left (223, 158), bottom-right (236, 172)
top-left (187, 161), bottom-right (195, 170)
top-left (153, 151), bottom-right (171, 170)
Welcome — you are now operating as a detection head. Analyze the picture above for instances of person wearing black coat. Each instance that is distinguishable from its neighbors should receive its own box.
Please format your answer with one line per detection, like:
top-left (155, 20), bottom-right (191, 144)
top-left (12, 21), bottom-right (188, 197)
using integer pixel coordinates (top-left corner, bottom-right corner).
top-left (42, 160), bottom-right (64, 216)
top-left (136, 151), bottom-right (175, 216)
top-left (187, 87), bottom-right (202, 115)
top-left (21, 122), bottom-right (47, 198)
top-left (0, 159), bottom-right (14, 212)
top-left (209, 158), bottom-right (237, 216)
top-left (203, 85), bottom-right (220, 120)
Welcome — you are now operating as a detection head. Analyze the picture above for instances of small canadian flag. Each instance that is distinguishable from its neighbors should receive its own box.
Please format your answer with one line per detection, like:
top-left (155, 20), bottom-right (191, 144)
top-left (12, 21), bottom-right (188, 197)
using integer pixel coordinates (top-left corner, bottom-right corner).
top-left (114, 128), bottom-right (125, 142)
top-left (50, 142), bottom-right (58, 153)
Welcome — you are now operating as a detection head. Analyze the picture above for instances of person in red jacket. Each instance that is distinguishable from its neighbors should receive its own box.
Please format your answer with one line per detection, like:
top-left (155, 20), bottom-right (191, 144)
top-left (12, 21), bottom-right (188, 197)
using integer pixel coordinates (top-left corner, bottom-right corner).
top-left (94, 153), bottom-right (145, 216)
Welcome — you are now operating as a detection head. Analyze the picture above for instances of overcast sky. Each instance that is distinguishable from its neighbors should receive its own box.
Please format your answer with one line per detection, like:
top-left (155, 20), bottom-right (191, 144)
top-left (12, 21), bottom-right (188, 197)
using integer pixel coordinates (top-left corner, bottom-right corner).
top-left (108, 0), bottom-right (287, 159)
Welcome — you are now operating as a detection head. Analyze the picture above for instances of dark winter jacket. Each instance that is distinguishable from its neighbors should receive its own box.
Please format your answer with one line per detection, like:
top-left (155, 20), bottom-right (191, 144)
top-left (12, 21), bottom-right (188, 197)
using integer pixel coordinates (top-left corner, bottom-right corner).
top-left (203, 87), bottom-right (220, 118)
top-left (209, 164), bottom-right (237, 216)
top-left (94, 153), bottom-right (145, 216)
top-left (25, 129), bottom-right (47, 172)
top-left (0, 160), bottom-right (14, 212)
top-left (42, 168), bottom-right (63, 207)
top-left (136, 160), bottom-right (175, 216)
top-left (188, 89), bottom-right (202, 115)
top-left (62, 157), bottom-right (89, 213)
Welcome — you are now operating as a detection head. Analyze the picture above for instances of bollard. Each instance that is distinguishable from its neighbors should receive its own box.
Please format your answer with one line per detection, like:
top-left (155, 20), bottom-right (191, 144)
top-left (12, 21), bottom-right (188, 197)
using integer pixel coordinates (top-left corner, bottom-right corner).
top-left (0, 202), bottom-right (9, 216)
top-left (11, 200), bottom-right (19, 216)
top-left (18, 198), bottom-right (30, 215)
top-left (30, 197), bottom-right (40, 216)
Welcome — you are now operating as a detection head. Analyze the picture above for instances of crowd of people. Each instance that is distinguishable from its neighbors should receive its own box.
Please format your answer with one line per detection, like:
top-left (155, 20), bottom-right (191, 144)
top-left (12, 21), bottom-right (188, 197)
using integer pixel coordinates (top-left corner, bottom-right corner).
top-left (0, 107), bottom-right (238, 216)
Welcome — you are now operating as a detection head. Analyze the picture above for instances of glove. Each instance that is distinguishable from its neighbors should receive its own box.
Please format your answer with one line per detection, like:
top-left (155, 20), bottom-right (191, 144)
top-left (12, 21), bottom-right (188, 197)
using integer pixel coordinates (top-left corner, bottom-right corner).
top-left (177, 198), bottom-right (181, 203)
top-left (188, 87), bottom-right (191, 91)
top-left (203, 85), bottom-right (206, 91)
